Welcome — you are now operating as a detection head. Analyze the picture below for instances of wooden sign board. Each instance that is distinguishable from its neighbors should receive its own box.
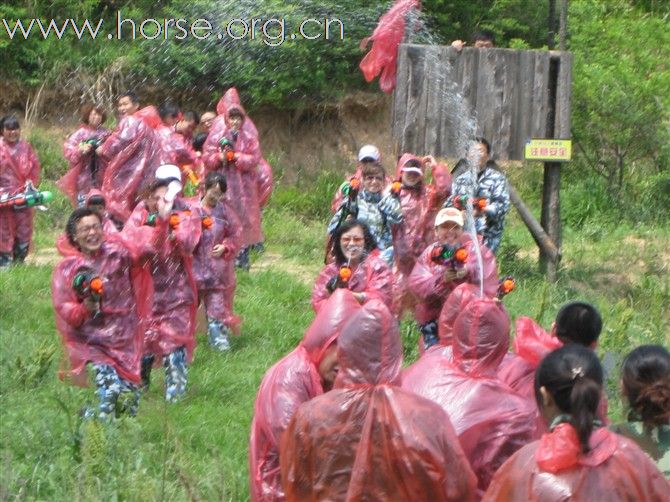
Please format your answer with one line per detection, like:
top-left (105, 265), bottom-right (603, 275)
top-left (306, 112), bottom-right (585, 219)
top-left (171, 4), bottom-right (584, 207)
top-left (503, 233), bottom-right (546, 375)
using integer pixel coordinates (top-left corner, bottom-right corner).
top-left (392, 45), bottom-right (572, 161)
top-left (525, 139), bottom-right (572, 162)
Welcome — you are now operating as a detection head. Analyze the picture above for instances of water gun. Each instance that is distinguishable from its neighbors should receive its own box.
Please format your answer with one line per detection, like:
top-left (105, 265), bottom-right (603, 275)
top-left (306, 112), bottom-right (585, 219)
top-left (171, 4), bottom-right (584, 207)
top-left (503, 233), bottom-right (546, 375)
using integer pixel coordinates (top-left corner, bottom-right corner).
top-left (497, 276), bottom-right (516, 299)
top-left (80, 137), bottom-right (103, 149)
top-left (430, 243), bottom-right (468, 268)
top-left (219, 138), bottom-right (236, 163)
top-left (72, 267), bottom-right (103, 317)
top-left (0, 182), bottom-right (53, 210)
top-left (145, 212), bottom-right (158, 226)
top-left (341, 177), bottom-right (361, 201)
top-left (326, 264), bottom-right (353, 293)
top-left (180, 164), bottom-right (199, 186)
top-left (390, 179), bottom-right (402, 197)
top-left (453, 195), bottom-right (487, 212)
top-left (168, 213), bottom-right (181, 230)
top-left (201, 215), bottom-right (214, 230)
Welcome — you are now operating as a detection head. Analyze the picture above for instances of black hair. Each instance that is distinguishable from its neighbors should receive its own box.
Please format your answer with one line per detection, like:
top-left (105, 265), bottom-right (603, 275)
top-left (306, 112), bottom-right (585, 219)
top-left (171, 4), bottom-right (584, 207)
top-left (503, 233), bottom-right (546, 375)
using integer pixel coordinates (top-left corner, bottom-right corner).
top-left (472, 30), bottom-right (495, 44)
top-left (362, 162), bottom-right (385, 178)
top-left (192, 132), bottom-right (208, 152)
top-left (622, 345), bottom-right (670, 427)
top-left (66, 207), bottom-right (102, 248)
top-left (472, 136), bottom-right (491, 155)
top-left (204, 171), bottom-right (227, 193)
top-left (182, 110), bottom-right (200, 125)
top-left (331, 219), bottom-right (377, 265)
top-left (535, 345), bottom-right (603, 453)
top-left (139, 177), bottom-right (172, 201)
top-left (1, 115), bottom-right (20, 131)
top-left (86, 194), bottom-right (106, 207)
top-left (228, 108), bottom-right (244, 119)
top-left (403, 158), bottom-right (422, 168)
top-left (158, 102), bottom-right (180, 121)
top-left (119, 91), bottom-right (140, 104)
top-left (555, 302), bottom-right (602, 346)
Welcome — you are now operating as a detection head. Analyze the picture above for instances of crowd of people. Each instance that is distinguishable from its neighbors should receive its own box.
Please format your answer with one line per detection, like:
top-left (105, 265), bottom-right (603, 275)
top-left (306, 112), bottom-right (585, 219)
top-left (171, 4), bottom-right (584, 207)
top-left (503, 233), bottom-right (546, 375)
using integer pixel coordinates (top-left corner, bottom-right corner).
top-left (1, 86), bottom-right (668, 500)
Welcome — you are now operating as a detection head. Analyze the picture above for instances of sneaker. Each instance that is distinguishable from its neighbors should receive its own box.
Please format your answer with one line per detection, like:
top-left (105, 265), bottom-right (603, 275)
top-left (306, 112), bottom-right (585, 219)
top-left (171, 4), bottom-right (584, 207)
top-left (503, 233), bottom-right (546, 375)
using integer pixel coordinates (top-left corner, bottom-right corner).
top-left (0, 253), bottom-right (11, 268)
top-left (208, 321), bottom-right (231, 352)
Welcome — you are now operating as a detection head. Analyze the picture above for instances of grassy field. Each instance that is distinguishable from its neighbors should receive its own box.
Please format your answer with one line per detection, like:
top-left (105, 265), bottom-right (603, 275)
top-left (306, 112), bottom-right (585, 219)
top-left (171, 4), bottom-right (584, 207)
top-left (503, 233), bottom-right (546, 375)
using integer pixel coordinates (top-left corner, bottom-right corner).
top-left (1, 147), bottom-right (669, 500)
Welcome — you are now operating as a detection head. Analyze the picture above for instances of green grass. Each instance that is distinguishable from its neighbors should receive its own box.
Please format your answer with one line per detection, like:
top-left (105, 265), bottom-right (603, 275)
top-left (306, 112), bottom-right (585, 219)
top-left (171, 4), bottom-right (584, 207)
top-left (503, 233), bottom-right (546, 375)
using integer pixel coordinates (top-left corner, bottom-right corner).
top-left (1, 155), bottom-right (669, 500)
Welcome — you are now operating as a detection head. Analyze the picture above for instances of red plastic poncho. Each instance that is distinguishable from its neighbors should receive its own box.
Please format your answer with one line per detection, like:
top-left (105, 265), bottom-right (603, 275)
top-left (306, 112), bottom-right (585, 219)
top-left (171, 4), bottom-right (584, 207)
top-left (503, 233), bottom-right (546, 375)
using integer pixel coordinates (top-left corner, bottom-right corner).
top-left (124, 201), bottom-right (201, 361)
top-left (51, 230), bottom-right (155, 385)
top-left (484, 423), bottom-right (670, 501)
top-left (257, 158), bottom-right (273, 209)
top-left (57, 124), bottom-right (110, 206)
top-left (249, 289), bottom-right (361, 502)
top-left (203, 88), bottom-right (262, 247)
top-left (99, 108), bottom-right (162, 222)
top-left (402, 299), bottom-right (537, 495)
top-left (189, 197), bottom-right (242, 333)
top-left (155, 124), bottom-right (201, 173)
top-left (311, 250), bottom-right (393, 313)
top-left (392, 154), bottom-right (452, 315)
top-left (0, 138), bottom-right (41, 254)
top-left (498, 317), bottom-right (609, 427)
top-left (408, 233), bottom-right (498, 325)
top-left (280, 299), bottom-right (477, 502)
top-left (359, 0), bottom-right (421, 93)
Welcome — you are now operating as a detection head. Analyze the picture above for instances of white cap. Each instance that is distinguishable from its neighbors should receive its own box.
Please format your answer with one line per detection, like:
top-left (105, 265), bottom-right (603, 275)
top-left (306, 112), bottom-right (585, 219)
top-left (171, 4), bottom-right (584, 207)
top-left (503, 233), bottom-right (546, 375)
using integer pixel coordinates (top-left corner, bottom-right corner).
top-left (358, 145), bottom-right (381, 162)
top-left (155, 164), bottom-right (182, 181)
top-left (435, 207), bottom-right (464, 227)
top-left (401, 166), bottom-right (423, 175)
top-left (155, 164), bottom-right (183, 202)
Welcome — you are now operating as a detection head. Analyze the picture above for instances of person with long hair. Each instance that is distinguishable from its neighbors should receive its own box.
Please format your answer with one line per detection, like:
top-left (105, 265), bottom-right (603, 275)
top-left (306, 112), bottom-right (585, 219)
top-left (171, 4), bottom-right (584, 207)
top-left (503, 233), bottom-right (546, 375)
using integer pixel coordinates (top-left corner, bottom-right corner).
top-left (57, 103), bottom-right (110, 206)
top-left (484, 345), bottom-right (669, 500)
top-left (311, 219), bottom-right (393, 313)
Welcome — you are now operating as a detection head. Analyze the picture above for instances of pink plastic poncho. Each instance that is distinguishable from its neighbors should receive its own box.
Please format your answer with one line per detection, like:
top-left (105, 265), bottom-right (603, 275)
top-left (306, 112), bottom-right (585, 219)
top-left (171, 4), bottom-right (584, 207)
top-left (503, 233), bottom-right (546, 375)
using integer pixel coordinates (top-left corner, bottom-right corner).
top-left (408, 233), bottom-right (498, 325)
top-left (359, 0), bottom-right (421, 93)
top-left (392, 154), bottom-right (452, 314)
top-left (51, 230), bottom-right (156, 385)
top-left (484, 423), bottom-right (670, 501)
top-left (402, 299), bottom-right (537, 495)
top-left (0, 138), bottom-right (41, 254)
top-left (57, 124), bottom-right (110, 206)
top-left (498, 317), bottom-right (609, 427)
top-left (257, 158), bottom-right (273, 208)
top-left (125, 201), bottom-right (201, 361)
top-left (155, 123), bottom-right (201, 173)
top-left (280, 299), bottom-right (477, 502)
top-left (311, 249), bottom-right (393, 313)
top-left (249, 289), bottom-right (361, 502)
top-left (99, 107), bottom-right (162, 222)
top-left (189, 197), bottom-right (242, 333)
top-left (203, 88), bottom-right (263, 247)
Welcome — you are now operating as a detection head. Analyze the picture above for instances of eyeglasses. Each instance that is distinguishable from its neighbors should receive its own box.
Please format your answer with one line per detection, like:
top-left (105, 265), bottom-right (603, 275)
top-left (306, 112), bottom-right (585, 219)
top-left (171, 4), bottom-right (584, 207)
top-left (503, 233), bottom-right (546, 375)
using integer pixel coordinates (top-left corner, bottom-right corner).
top-left (364, 175), bottom-right (383, 182)
top-left (76, 223), bottom-right (102, 235)
top-left (340, 236), bottom-right (364, 244)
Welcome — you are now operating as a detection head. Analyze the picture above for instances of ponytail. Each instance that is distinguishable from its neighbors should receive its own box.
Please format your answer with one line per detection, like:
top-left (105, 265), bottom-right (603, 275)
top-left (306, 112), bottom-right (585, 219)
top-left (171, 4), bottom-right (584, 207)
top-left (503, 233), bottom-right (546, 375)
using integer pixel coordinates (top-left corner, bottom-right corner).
top-left (536, 345), bottom-right (604, 453)
top-left (569, 376), bottom-right (601, 453)
top-left (622, 345), bottom-right (670, 429)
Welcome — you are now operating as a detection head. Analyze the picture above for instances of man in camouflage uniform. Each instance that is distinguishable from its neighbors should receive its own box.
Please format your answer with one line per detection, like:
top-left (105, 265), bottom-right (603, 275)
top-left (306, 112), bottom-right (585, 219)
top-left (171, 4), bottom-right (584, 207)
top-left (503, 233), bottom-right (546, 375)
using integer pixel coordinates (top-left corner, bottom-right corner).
top-left (445, 138), bottom-right (510, 253)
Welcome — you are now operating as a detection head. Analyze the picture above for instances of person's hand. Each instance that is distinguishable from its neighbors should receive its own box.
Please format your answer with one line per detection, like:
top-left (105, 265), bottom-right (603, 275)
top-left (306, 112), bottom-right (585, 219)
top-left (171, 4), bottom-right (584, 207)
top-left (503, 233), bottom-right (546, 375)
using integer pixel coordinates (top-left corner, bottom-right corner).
top-left (79, 143), bottom-right (93, 154)
top-left (443, 268), bottom-right (459, 282)
top-left (95, 146), bottom-right (103, 156)
top-left (83, 296), bottom-right (99, 313)
top-left (422, 155), bottom-right (436, 168)
top-left (156, 196), bottom-right (173, 220)
top-left (451, 40), bottom-right (465, 51)
top-left (211, 244), bottom-right (226, 258)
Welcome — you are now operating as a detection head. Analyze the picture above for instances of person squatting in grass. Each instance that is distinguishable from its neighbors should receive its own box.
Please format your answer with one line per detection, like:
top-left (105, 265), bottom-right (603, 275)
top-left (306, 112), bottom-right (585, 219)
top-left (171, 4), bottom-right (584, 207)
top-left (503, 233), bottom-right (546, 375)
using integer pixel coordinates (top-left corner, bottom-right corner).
top-left (327, 160), bottom-right (403, 265)
top-left (311, 219), bottom-right (393, 313)
top-left (408, 207), bottom-right (498, 350)
top-left (57, 103), bottom-right (111, 207)
top-left (189, 172), bottom-right (242, 352)
top-left (124, 175), bottom-right (201, 402)
top-left (51, 206), bottom-right (165, 419)
top-left (484, 345), bottom-right (670, 500)
top-left (0, 115), bottom-right (41, 267)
